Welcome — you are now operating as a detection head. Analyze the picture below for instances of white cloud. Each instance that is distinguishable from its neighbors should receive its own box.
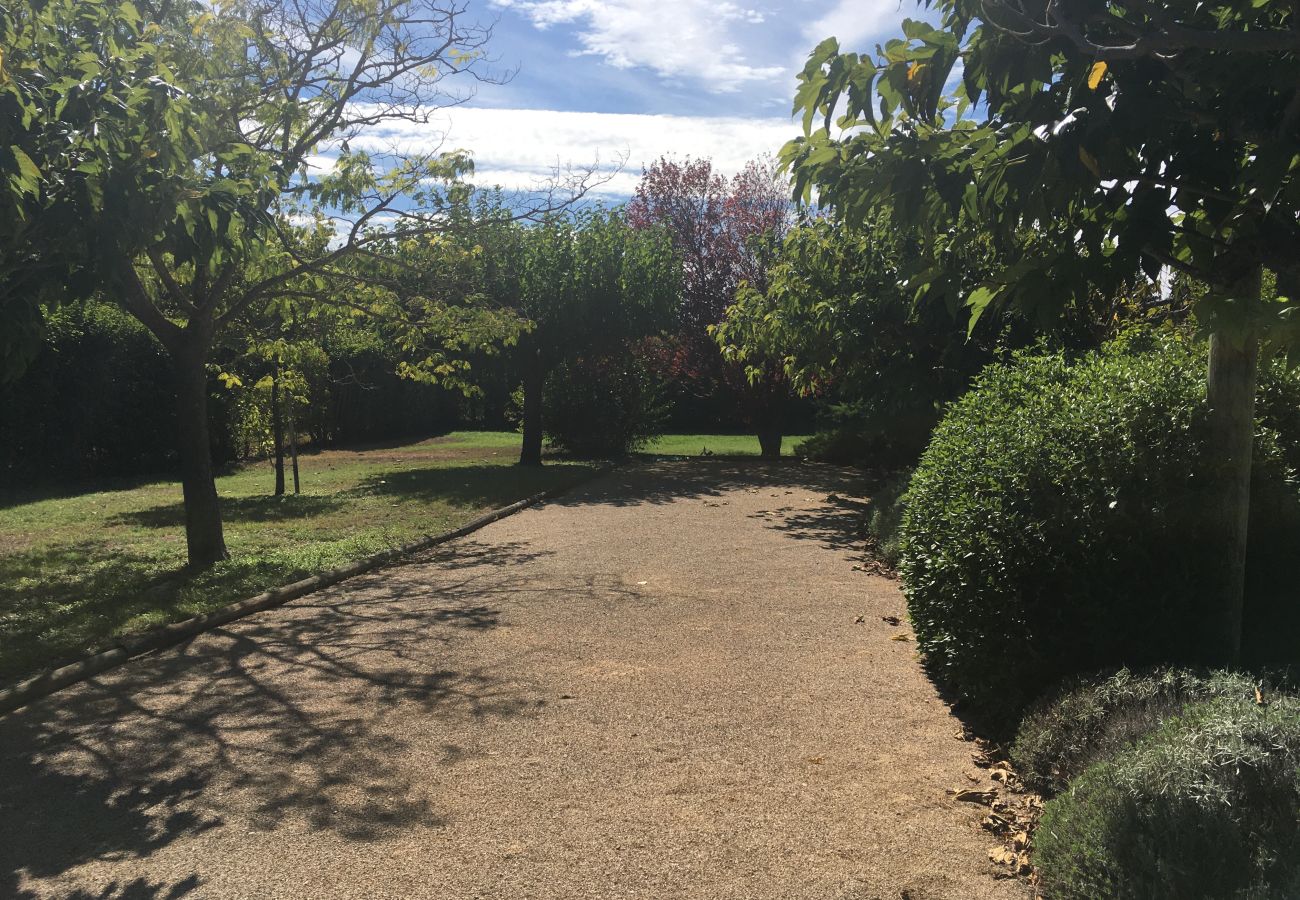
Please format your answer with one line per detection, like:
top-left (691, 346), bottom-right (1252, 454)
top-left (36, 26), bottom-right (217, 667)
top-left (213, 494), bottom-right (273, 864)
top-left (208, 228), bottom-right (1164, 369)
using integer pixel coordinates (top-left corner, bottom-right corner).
top-left (343, 106), bottom-right (796, 197)
top-left (802, 0), bottom-right (913, 50)
top-left (492, 0), bottom-right (783, 92)
top-left (304, 154), bottom-right (337, 174)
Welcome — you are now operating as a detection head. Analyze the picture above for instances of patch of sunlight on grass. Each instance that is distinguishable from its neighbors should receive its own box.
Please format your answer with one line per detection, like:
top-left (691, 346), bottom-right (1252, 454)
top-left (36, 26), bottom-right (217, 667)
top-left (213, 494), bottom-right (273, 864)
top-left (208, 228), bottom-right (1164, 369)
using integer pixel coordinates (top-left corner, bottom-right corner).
top-left (637, 434), bottom-right (811, 457)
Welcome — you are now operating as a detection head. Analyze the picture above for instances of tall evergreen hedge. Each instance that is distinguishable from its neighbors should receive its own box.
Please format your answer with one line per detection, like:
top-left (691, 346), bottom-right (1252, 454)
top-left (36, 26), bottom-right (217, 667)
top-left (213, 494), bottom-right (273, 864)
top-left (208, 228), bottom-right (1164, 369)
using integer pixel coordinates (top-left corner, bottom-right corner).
top-left (898, 333), bottom-right (1300, 730)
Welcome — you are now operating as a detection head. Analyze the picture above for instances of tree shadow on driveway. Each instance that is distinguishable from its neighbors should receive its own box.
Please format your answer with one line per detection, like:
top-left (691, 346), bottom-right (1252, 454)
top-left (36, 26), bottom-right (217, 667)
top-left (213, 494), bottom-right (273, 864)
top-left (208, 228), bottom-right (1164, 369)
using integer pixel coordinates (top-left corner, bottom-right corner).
top-left (757, 493), bottom-right (873, 554)
top-left (551, 459), bottom-right (866, 509)
top-left (554, 459), bottom-right (875, 557)
top-left (0, 540), bottom-right (550, 899)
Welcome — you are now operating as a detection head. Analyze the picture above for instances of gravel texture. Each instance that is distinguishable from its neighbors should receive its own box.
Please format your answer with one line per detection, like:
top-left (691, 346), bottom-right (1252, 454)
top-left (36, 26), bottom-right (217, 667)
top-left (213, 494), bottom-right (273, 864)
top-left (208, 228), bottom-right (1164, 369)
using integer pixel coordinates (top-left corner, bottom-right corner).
top-left (1, 461), bottom-right (1028, 900)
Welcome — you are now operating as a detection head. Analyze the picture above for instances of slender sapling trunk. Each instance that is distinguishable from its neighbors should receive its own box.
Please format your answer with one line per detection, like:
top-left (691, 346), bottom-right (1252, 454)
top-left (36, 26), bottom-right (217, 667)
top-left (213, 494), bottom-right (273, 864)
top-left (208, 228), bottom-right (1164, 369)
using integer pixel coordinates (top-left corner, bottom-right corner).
top-left (288, 401), bottom-right (300, 495)
top-left (520, 351), bottom-right (545, 467)
top-left (1205, 267), bottom-right (1262, 666)
top-left (271, 363), bottom-right (285, 496)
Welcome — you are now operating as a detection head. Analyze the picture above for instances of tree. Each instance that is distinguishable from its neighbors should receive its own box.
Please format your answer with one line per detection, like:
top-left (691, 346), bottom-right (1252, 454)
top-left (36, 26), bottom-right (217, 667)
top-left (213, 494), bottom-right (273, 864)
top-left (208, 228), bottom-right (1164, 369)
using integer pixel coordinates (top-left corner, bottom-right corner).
top-left (0, 0), bottom-right (190, 380)
top-left (716, 215), bottom-right (1155, 462)
top-left (718, 216), bottom-right (992, 460)
top-left (475, 208), bottom-right (678, 466)
top-left (784, 1), bottom-right (1300, 662)
top-left (4, 0), bottom-right (591, 568)
top-left (627, 156), bottom-right (795, 457)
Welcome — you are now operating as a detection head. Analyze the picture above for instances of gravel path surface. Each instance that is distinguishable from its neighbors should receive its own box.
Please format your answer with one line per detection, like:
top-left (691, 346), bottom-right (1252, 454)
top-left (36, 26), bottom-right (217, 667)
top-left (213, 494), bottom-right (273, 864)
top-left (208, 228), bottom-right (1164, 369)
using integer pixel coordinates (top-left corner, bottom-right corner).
top-left (1, 461), bottom-right (1028, 900)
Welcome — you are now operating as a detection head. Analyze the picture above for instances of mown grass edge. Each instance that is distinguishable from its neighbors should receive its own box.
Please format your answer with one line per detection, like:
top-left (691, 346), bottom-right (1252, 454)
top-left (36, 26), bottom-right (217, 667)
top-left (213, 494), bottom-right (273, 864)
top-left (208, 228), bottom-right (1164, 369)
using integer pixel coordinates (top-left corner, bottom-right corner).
top-left (0, 465), bottom-right (613, 717)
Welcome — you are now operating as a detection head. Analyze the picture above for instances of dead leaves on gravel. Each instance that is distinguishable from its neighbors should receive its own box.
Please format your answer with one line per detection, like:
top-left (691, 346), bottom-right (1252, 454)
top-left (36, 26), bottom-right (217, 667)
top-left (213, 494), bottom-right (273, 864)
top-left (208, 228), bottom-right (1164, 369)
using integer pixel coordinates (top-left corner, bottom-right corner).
top-left (946, 738), bottom-right (1045, 886)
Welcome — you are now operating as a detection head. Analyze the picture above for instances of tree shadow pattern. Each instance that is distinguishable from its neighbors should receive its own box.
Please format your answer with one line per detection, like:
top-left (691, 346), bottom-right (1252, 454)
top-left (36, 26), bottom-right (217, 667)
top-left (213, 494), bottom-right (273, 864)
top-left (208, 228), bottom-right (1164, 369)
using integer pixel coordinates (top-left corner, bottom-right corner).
top-left (550, 459), bottom-right (860, 508)
top-left (557, 460), bottom-right (873, 556)
top-left (1, 461), bottom-right (873, 897)
top-left (0, 540), bottom-right (552, 899)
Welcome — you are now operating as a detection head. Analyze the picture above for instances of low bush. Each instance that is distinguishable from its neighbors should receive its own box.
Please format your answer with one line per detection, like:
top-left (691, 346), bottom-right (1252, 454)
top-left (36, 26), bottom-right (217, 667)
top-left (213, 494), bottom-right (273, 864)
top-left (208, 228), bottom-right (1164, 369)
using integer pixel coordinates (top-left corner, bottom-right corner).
top-left (1034, 696), bottom-right (1300, 900)
top-left (543, 352), bottom-right (668, 457)
top-left (898, 331), bottom-right (1300, 732)
top-left (865, 470), bottom-right (911, 568)
top-left (1012, 667), bottom-right (1265, 794)
top-left (796, 402), bottom-right (937, 468)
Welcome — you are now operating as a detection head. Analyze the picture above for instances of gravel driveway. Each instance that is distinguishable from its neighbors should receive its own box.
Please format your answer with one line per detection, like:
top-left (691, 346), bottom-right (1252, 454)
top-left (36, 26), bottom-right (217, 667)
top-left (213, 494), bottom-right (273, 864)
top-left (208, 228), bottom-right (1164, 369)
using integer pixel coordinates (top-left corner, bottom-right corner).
top-left (1, 461), bottom-right (1028, 899)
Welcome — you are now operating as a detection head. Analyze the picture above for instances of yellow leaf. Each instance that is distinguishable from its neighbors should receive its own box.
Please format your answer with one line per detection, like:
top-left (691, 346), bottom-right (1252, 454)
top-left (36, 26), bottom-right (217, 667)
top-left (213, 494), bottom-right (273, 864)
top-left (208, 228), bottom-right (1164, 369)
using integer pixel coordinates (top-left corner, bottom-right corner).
top-left (908, 62), bottom-right (925, 81)
top-left (1079, 147), bottom-right (1102, 178)
top-left (1087, 61), bottom-right (1107, 90)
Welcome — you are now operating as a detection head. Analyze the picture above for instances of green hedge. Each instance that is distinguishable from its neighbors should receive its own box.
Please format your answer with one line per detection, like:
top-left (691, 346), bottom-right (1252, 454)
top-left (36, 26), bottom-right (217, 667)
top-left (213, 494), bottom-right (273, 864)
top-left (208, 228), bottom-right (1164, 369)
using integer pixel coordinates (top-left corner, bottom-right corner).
top-left (1034, 695), bottom-right (1300, 899)
top-left (1011, 667), bottom-right (1265, 795)
top-left (0, 301), bottom-right (182, 482)
top-left (865, 470), bottom-right (911, 567)
top-left (543, 353), bottom-right (667, 458)
top-left (898, 333), bottom-right (1300, 731)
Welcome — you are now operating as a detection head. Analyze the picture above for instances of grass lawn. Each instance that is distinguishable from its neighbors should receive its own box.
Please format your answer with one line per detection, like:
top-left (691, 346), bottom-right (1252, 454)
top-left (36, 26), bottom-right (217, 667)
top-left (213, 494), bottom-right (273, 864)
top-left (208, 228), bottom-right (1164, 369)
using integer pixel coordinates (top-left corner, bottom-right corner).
top-left (0, 432), bottom-right (594, 685)
top-left (636, 433), bottom-right (810, 457)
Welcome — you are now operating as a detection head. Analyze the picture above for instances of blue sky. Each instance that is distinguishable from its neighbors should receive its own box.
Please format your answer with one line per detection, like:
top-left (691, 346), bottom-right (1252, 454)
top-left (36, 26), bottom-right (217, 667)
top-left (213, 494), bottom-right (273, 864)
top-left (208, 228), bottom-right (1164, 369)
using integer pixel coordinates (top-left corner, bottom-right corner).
top-left (347, 0), bottom-right (917, 199)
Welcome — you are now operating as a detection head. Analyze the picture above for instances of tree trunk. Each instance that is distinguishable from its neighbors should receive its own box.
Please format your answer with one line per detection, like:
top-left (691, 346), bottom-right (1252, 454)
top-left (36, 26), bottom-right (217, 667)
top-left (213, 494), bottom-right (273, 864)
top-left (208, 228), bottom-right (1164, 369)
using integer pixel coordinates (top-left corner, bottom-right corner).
top-left (271, 365), bottom-right (285, 497)
top-left (174, 348), bottom-right (229, 568)
top-left (288, 402), bottom-right (300, 495)
top-left (757, 429), bottom-right (783, 459)
top-left (1205, 269), bottom-right (1262, 666)
top-left (519, 352), bottom-right (545, 467)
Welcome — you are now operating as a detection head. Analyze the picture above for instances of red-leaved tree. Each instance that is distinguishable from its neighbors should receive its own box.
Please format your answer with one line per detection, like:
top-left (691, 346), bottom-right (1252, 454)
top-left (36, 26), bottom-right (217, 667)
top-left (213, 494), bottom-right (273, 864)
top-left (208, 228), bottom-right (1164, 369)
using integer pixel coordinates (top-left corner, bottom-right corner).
top-left (627, 156), bottom-right (794, 457)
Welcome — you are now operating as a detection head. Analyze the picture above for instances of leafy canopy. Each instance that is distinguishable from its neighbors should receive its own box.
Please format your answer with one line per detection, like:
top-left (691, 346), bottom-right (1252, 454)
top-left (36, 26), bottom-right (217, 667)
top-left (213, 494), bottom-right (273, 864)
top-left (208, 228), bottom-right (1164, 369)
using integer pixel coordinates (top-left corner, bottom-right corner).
top-left (782, 0), bottom-right (1300, 342)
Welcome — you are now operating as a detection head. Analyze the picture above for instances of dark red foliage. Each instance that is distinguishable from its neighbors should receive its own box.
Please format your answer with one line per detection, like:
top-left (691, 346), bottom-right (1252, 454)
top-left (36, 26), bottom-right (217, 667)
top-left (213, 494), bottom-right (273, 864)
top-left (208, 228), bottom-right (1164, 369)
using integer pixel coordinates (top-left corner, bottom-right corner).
top-left (626, 156), bottom-right (793, 429)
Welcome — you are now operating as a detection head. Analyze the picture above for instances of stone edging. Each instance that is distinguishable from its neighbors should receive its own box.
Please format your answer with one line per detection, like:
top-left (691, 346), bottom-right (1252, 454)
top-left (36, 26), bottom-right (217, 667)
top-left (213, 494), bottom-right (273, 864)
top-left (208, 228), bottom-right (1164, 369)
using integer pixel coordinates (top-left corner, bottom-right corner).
top-left (0, 469), bottom-right (607, 717)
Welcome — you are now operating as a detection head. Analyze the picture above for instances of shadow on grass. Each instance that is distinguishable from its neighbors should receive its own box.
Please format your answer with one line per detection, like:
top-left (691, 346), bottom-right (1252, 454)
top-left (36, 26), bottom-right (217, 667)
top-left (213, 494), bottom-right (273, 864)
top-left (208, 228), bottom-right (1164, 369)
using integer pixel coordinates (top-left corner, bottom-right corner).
top-left (1, 462), bottom-right (599, 688)
top-left (108, 494), bottom-right (346, 529)
top-left (0, 543), bottom-right (197, 683)
top-left (0, 473), bottom-right (173, 513)
top-left (0, 539), bottom-right (557, 898)
top-left (346, 463), bottom-right (595, 508)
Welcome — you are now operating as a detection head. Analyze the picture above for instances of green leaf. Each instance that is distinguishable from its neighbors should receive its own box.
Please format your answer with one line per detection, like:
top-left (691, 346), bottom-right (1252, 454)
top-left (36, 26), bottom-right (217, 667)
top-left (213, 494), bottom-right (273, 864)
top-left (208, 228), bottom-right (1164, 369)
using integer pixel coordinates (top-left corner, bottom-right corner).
top-left (964, 285), bottom-right (998, 336)
top-left (7, 146), bottom-right (41, 196)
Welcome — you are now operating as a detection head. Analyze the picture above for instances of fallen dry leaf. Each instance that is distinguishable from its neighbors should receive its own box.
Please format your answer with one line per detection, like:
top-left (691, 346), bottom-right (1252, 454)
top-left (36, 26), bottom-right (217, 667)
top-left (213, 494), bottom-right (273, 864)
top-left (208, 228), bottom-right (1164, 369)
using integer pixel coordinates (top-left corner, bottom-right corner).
top-left (955, 789), bottom-right (998, 805)
top-left (989, 846), bottom-right (1017, 866)
top-left (890, 633), bottom-right (911, 642)
top-left (881, 615), bottom-right (901, 626)
top-left (982, 813), bottom-right (1012, 834)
